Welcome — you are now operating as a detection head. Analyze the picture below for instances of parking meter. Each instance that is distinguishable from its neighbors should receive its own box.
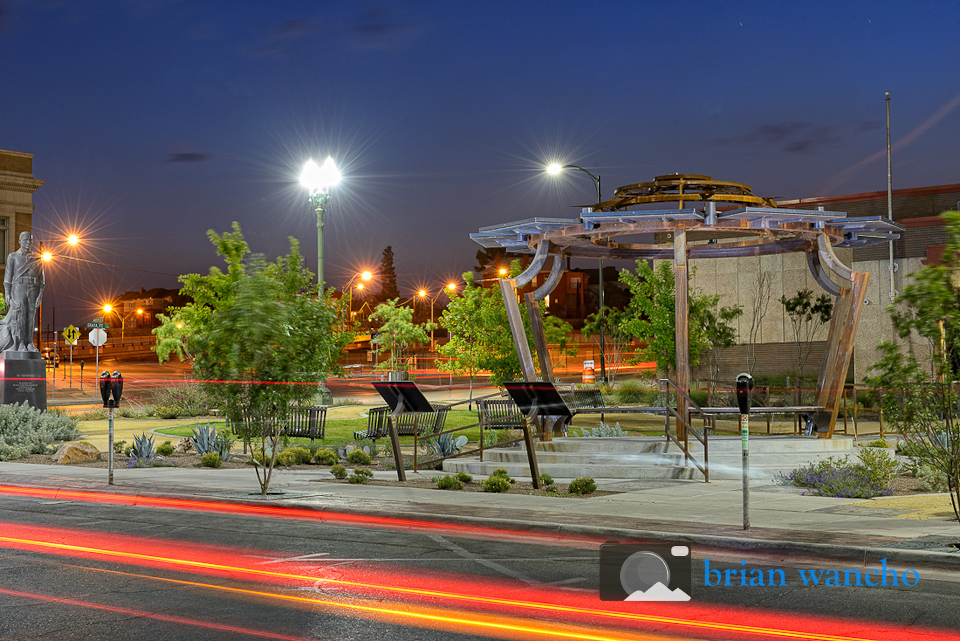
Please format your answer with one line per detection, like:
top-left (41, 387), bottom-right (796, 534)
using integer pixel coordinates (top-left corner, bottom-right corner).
top-left (99, 371), bottom-right (112, 408)
top-left (735, 373), bottom-right (754, 415)
top-left (99, 370), bottom-right (123, 408)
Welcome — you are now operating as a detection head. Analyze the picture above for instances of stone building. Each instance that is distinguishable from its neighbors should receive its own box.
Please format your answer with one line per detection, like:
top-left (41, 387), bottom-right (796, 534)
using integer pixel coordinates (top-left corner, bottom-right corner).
top-left (693, 183), bottom-right (960, 383)
top-left (0, 149), bottom-right (43, 283)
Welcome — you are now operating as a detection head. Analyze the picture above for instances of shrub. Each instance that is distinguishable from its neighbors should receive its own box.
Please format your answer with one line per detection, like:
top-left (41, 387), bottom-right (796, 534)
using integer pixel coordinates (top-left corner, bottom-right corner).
top-left (156, 441), bottom-right (175, 456)
top-left (151, 382), bottom-right (213, 419)
top-left (613, 380), bottom-right (661, 405)
top-left (331, 464), bottom-right (348, 479)
top-left (577, 422), bottom-right (627, 437)
top-left (428, 433), bottom-right (468, 458)
top-left (568, 477), bottom-right (597, 495)
top-left (346, 448), bottom-right (372, 465)
top-left (314, 449), bottom-right (338, 465)
top-left (349, 467), bottom-right (374, 484)
top-left (0, 402), bottom-right (81, 461)
top-left (482, 476), bottom-right (511, 493)
top-left (434, 475), bottom-right (464, 490)
top-left (455, 471), bottom-right (473, 483)
top-left (774, 452), bottom-right (895, 499)
top-left (201, 452), bottom-right (222, 468)
top-left (190, 423), bottom-right (234, 461)
top-left (113, 440), bottom-right (127, 455)
top-left (289, 447), bottom-right (312, 465)
top-left (540, 473), bottom-right (554, 486)
top-left (274, 450), bottom-right (298, 467)
top-left (864, 439), bottom-right (889, 448)
top-left (916, 463), bottom-right (949, 492)
top-left (491, 467), bottom-right (514, 483)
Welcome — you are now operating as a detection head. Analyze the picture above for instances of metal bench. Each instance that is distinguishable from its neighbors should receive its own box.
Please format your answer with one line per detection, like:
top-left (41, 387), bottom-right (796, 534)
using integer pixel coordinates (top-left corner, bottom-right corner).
top-left (353, 405), bottom-right (449, 443)
top-left (230, 405), bottom-right (326, 441)
top-left (565, 388), bottom-right (606, 423)
top-left (477, 398), bottom-right (525, 430)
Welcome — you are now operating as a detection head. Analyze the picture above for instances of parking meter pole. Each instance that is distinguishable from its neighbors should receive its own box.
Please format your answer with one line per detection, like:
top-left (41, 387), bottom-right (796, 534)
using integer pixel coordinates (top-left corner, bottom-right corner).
top-left (735, 373), bottom-right (754, 532)
top-left (108, 404), bottom-right (114, 485)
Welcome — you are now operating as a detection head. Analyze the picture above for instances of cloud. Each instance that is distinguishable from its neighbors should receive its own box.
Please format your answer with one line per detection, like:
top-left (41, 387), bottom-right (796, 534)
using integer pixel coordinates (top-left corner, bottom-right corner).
top-left (165, 151), bottom-right (211, 163)
top-left (714, 121), bottom-right (840, 155)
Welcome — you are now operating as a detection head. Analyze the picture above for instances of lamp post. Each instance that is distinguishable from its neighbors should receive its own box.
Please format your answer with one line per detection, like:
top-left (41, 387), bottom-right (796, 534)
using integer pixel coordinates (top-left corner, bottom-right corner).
top-left (299, 157), bottom-right (342, 289)
top-left (102, 304), bottom-right (143, 340)
top-left (546, 162), bottom-right (608, 384)
top-left (418, 283), bottom-right (457, 351)
top-left (343, 270), bottom-right (373, 321)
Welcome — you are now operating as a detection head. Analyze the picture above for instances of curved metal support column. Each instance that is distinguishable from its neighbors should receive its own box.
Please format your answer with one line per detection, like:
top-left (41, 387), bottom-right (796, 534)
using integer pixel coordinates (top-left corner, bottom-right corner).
top-left (514, 240), bottom-right (551, 288)
top-left (806, 250), bottom-right (844, 297)
top-left (499, 279), bottom-right (537, 381)
top-left (817, 234), bottom-right (853, 282)
top-left (531, 253), bottom-right (565, 301)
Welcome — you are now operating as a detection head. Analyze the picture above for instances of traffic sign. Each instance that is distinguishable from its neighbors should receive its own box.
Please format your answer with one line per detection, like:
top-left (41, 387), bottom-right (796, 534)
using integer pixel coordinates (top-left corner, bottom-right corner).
top-left (92, 317), bottom-right (104, 323)
top-left (88, 328), bottom-right (107, 347)
top-left (63, 325), bottom-right (80, 345)
top-left (86, 322), bottom-right (109, 329)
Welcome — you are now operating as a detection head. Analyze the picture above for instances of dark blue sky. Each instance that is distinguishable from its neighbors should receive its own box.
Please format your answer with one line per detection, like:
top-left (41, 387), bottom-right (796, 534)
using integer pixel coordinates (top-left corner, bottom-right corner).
top-left (2, 1), bottom-right (959, 327)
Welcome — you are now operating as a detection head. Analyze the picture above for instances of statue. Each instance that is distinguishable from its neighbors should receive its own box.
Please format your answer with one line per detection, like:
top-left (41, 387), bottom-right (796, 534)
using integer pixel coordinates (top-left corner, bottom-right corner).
top-left (0, 231), bottom-right (44, 353)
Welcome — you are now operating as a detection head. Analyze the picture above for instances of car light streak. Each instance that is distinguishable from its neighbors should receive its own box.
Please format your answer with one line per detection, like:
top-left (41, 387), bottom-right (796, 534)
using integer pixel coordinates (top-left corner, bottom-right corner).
top-left (1, 524), bottom-right (956, 641)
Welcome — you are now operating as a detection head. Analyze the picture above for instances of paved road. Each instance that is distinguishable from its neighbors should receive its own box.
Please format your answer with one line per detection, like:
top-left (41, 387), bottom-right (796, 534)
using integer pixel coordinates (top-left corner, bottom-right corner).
top-left (2, 490), bottom-right (959, 640)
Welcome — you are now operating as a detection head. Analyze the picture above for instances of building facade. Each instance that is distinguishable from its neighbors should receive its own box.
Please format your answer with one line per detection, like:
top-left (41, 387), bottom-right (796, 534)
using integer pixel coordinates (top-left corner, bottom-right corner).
top-left (0, 149), bottom-right (43, 284)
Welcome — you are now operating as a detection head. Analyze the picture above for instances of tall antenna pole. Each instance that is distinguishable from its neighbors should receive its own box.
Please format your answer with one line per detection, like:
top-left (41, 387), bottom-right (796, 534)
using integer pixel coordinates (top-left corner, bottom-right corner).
top-left (886, 92), bottom-right (896, 301)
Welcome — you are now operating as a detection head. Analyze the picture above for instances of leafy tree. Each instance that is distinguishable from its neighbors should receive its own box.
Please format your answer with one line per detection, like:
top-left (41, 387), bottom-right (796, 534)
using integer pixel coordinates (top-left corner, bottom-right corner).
top-left (866, 210), bottom-right (960, 523)
top-left (377, 245), bottom-right (399, 301)
top-left (369, 298), bottom-right (433, 373)
top-left (439, 273), bottom-right (488, 400)
top-left (780, 289), bottom-right (833, 378)
top-left (582, 307), bottom-right (631, 385)
top-left (618, 260), bottom-right (718, 376)
top-left (700, 301), bottom-right (743, 390)
top-left (153, 223), bottom-right (354, 494)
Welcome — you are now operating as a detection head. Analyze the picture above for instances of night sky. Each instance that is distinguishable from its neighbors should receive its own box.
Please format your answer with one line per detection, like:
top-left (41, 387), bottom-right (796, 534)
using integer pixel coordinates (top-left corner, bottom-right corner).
top-left (2, 1), bottom-right (959, 328)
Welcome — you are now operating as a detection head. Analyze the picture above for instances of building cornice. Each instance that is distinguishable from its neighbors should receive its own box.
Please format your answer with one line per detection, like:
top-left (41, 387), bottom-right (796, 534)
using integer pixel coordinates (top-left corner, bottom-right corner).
top-left (0, 176), bottom-right (45, 194)
top-left (778, 183), bottom-right (960, 207)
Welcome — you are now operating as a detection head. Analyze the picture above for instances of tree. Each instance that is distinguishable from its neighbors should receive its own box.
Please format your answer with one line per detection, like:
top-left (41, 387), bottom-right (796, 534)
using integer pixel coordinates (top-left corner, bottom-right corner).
top-left (866, 210), bottom-right (960, 523)
top-left (369, 299), bottom-right (433, 373)
top-left (153, 223), bottom-right (354, 495)
top-left (377, 245), bottom-right (399, 301)
top-left (700, 301), bottom-right (743, 390)
top-left (618, 260), bottom-right (718, 376)
top-left (746, 271), bottom-right (772, 371)
top-left (780, 289), bottom-right (833, 378)
top-left (439, 273), bottom-right (488, 401)
top-left (582, 307), bottom-right (631, 385)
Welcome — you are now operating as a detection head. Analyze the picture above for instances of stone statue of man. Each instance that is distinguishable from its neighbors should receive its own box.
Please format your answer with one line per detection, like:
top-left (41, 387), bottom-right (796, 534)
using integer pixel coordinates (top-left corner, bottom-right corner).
top-left (0, 232), bottom-right (44, 353)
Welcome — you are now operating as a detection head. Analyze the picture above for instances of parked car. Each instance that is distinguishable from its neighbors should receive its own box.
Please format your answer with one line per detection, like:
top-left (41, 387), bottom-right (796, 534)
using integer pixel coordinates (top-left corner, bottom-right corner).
top-left (42, 349), bottom-right (59, 368)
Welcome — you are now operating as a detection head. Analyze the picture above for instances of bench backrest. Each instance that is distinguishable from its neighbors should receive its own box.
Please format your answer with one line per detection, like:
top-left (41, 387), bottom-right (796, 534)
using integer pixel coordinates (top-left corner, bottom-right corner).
top-left (477, 398), bottom-right (525, 429)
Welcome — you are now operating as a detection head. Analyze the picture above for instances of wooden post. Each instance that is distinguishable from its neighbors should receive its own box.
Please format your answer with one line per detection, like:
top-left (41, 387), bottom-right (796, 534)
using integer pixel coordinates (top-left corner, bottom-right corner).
top-left (674, 231), bottom-right (690, 440)
top-left (525, 292), bottom-right (554, 382)
top-left (500, 279), bottom-right (537, 381)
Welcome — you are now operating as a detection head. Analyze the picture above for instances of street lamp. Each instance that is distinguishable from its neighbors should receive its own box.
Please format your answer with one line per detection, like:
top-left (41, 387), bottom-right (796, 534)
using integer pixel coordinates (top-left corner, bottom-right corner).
top-left (546, 162), bottom-right (608, 385)
top-left (418, 282), bottom-right (457, 351)
top-left (102, 304), bottom-right (143, 340)
top-left (299, 156), bottom-right (342, 289)
top-left (344, 270), bottom-right (373, 321)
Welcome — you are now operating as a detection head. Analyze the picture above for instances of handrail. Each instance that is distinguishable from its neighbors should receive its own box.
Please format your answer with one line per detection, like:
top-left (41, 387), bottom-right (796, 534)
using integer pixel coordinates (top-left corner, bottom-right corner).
top-left (659, 378), bottom-right (709, 482)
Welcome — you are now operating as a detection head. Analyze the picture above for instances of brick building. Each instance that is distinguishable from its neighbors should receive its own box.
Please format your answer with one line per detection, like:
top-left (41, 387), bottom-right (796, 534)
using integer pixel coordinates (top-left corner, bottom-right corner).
top-left (0, 149), bottom-right (43, 283)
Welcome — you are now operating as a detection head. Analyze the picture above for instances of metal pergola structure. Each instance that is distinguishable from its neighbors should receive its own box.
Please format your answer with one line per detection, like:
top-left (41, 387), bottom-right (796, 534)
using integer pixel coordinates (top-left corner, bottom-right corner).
top-left (471, 174), bottom-right (905, 438)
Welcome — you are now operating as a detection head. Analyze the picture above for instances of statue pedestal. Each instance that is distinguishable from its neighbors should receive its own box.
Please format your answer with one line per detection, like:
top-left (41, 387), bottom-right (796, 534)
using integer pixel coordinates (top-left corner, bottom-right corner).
top-left (0, 352), bottom-right (47, 411)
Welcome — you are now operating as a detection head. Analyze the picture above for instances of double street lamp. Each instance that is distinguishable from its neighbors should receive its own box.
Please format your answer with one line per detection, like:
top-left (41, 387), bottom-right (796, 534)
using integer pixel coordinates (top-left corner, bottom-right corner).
top-left (418, 282), bottom-right (457, 351)
top-left (546, 162), bottom-right (608, 384)
top-left (299, 157), bottom-right (342, 289)
top-left (102, 304), bottom-right (143, 340)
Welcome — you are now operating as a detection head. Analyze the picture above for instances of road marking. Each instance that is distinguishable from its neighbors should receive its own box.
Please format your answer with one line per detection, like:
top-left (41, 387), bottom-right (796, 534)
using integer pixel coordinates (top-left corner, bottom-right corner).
top-left (256, 553), bottom-right (330, 564)
top-left (428, 534), bottom-right (540, 584)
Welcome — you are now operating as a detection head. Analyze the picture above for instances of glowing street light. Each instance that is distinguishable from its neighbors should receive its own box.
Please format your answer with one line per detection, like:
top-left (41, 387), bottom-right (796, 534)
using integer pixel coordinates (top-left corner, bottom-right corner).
top-left (102, 304), bottom-right (143, 340)
top-left (299, 156), bottom-right (342, 289)
top-left (546, 161), bottom-right (607, 384)
top-left (419, 283), bottom-right (457, 351)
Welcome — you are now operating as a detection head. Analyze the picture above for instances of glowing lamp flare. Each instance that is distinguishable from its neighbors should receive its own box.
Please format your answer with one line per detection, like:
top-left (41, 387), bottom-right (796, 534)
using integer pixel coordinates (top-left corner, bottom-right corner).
top-left (300, 156), bottom-right (341, 194)
top-left (361, 271), bottom-right (372, 281)
top-left (546, 163), bottom-right (564, 175)
top-left (67, 234), bottom-right (79, 246)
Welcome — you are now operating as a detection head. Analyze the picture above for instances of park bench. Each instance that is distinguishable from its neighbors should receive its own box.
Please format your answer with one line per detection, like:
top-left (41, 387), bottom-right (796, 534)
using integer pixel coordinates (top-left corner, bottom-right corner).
top-left (230, 405), bottom-right (327, 441)
top-left (476, 398), bottom-right (526, 430)
top-left (353, 405), bottom-right (450, 443)
top-left (564, 388), bottom-right (606, 423)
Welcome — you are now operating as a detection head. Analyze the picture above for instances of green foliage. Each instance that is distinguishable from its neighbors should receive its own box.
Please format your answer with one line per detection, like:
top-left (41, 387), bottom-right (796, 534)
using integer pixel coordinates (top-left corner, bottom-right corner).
top-left (428, 433), bottom-right (468, 458)
top-left (157, 440), bottom-right (175, 456)
top-left (455, 471), bottom-right (473, 483)
top-left (370, 298), bottom-right (432, 372)
top-left (618, 261), bottom-right (719, 375)
top-left (539, 473), bottom-right (554, 486)
top-left (154, 223), bottom-right (354, 495)
top-left (314, 449), bottom-right (339, 465)
top-left (864, 439), bottom-right (889, 449)
top-left (289, 446), bottom-right (312, 465)
top-left (568, 477), bottom-right (597, 495)
top-left (612, 379), bottom-right (661, 405)
top-left (130, 432), bottom-right (156, 462)
top-left (346, 448), bottom-right (372, 465)
top-left (434, 474), bottom-right (464, 490)
top-left (775, 450), bottom-right (896, 498)
top-left (576, 422), bottom-right (627, 437)
top-left (201, 452), bottom-right (222, 468)
top-left (915, 463), bottom-right (949, 492)
top-left (482, 476), bottom-right (511, 493)
top-left (780, 289), bottom-right (833, 376)
top-left (113, 440), bottom-right (127, 455)
top-left (331, 464), bottom-right (348, 479)
top-left (274, 450), bottom-right (298, 467)
top-left (190, 423), bottom-right (218, 455)
top-left (491, 467), bottom-right (514, 483)
top-left (151, 383), bottom-right (214, 419)
top-left (349, 467), bottom-right (374, 484)
top-left (0, 402), bottom-right (80, 460)
top-left (583, 307), bottom-right (632, 385)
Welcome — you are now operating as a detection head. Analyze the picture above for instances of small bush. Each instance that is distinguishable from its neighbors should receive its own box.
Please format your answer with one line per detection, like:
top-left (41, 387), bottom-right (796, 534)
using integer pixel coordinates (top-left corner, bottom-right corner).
top-left (130, 433), bottom-right (156, 462)
top-left (346, 449), bottom-right (372, 465)
top-left (455, 471), bottom-right (473, 483)
top-left (151, 383), bottom-right (213, 419)
top-left (775, 451), bottom-right (895, 499)
top-left (916, 463), bottom-right (949, 492)
top-left (331, 464), bottom-right (348, 479)
top-left (613, 380), bottom-right (661, 405)
top-left (864, 439), bottom-right (889, 449)
top-left (577, 422), bottom-right (627, 438)
top-left (156, 441), bottom-right (175, 456)
top-left (274, 450), bottom-right (298, 467)
top-left (540, 473), bottom-right (554, 486)
top-left (314, 449), bottom-right (339, 465)
top-left (491, 467), bottom-right (514, 483)
top-left (482, 476), bottom-right (511, 493)
top-left (0, 402), bottom-right (81, 461)
top-left (353, 467), bottom-right (374, 477)
top-left (348, 467), bottom-right (374, 484)
top-left (201, 452), bottom-right (222, 468)
top-left (434, 475), bottom-right (464, 490)
top-left (289, 447), bottom-right (312, 465)
top-left (568, 477), bottom-right (597, 495)
top-left (113, 440), bottom-right (127, 455)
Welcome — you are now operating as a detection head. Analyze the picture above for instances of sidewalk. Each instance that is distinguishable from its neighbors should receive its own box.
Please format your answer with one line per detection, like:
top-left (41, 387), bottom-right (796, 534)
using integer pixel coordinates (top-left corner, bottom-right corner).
top-left (3, 459), bottom-right (959, 568)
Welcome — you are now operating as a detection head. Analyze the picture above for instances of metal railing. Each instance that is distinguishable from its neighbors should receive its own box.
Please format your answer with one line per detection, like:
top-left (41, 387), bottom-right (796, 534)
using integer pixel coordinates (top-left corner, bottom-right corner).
top-left (659, 378), bottom-right (709, 482)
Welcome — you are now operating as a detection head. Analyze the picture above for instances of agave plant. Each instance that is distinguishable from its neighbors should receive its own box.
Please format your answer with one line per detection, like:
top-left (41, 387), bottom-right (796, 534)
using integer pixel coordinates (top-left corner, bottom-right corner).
top-left (190, 423), bottom-right (217, 455)
top-left (213, 430), bottom-right (235, 462)
top-left (428, 433), bottom-right (468, 458)
top-left (130, 432), bottom-right (156, 462)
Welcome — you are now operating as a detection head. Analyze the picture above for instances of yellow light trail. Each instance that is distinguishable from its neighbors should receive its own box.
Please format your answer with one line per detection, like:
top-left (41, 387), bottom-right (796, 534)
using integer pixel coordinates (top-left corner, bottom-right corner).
top-left (0, 532), bottom-right (934, 641)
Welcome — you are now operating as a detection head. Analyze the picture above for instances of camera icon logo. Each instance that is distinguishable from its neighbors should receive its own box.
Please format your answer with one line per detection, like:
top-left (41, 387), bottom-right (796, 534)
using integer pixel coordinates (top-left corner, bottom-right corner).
top-left (599, 541), bottom-right (692, 601)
